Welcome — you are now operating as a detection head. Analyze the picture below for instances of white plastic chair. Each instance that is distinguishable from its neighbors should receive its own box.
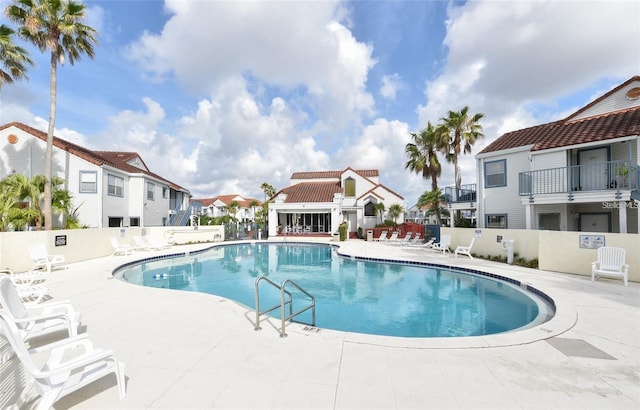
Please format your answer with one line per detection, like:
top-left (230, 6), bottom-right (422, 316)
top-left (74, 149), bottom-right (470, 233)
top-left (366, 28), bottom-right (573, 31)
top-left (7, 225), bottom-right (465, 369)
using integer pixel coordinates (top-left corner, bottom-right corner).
top-left (0, 277), bottom-right (80, 341)
top-left (0, 311), bottom-right (126, 410)
top-left (389, 231), bottom-right (413, 246)
top-left (110, 237), bottom-right (133, 256)
top-left (455, 237), bottom-right (475, 259)
top-left (27, 242), bottom-right (66, 273)
top-left (406, 237), bottom-right (435, 249)
top-left (591, 246), bottom-right (629, 286)
top-left (373, 231), bottom-right (388, 242)
top-left (132, 235), bottom-right (151, 251)
top-left (383, 231), bottom-right (399, 243)
top-left (1, 269), bottom-right (48, 305)
top-left (431, 235), bottom-right (451, 254)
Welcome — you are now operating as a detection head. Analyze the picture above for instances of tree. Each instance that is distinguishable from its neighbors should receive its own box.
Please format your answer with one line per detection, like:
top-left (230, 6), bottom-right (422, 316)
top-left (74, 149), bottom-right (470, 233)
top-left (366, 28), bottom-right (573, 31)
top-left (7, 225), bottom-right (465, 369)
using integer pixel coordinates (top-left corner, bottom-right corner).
top-left (417, 188), bottom-right (444, 226)
top-left (7, 0), bottom-right (98, 230)
top-left (405, 121), bottom-right (446, 191)
top-left (248, 199), bottom-right (259, 222)
top-left (388, 203), bottom-right (403, 225)
top-left (260, 182), bottom-right (276, 201)
top-left (225, 200), bottom-right (240, 222)
top-left (0, 23), bottom-right (33, 87)
top-left (374, 202), bottom-right (386, 225)
top-left (437, 106), bottom-right (484, 191)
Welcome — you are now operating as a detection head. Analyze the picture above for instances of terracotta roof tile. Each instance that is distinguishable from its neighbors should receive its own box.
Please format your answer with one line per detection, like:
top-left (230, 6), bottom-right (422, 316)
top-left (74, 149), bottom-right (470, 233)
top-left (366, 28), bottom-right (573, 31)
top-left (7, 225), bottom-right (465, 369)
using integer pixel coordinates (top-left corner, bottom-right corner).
top-left (0, 122), bottom-right (189, 192)
top-left (278, 182), bottom-right (343, 203)
top-left (480, 106), bottom-right (640, 154)
top-left (291, 168), bottom-right (379, 179)
top-left (192, 195), bottom-right (262, 208)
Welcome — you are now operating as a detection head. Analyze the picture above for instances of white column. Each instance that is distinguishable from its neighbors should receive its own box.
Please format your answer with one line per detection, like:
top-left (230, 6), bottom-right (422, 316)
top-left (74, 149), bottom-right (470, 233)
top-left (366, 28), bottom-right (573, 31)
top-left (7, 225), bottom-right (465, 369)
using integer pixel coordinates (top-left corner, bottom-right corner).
top-left (619, 201), bottom-right (627, 234)
top-left (525, 204), bottom-right (534, 230)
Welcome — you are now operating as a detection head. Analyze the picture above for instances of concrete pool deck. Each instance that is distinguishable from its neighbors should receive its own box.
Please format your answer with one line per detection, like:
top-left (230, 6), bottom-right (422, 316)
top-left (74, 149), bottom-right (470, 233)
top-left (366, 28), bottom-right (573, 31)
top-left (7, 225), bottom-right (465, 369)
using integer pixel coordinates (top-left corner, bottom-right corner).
top-left (1, 237), bottom-right (639, 409)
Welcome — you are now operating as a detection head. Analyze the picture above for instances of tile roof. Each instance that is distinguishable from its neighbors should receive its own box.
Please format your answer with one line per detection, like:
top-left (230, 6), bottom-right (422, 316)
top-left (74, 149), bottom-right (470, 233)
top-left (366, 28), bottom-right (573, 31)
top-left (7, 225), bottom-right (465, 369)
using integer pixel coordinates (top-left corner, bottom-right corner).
top-left (479, 106), bottom-right (640, 154)
top-left (0, 122), bottom-right (189, 192)
top-left (291, 168), bottom-right (379, 179)
top-left (193, 195), bottom-right (262, 208)
top-left (480, 76), bottom-right (640, 154)
top-left (278, 182), bottom-right (343, 203)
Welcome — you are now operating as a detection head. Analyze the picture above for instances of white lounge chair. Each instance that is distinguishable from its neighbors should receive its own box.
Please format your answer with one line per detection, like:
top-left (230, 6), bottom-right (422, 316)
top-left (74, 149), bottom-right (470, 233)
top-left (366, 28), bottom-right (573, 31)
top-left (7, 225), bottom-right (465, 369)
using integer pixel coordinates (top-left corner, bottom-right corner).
top-left (27, 242), bottom-right (66, 273)
top-left (373, 231), bottom-right (388, 242)
top-left (0, 277), bottom-right (80, 341)
top-left (406, 237), bottom-right (435, 249)
top-left (0, 311), bottom-right (126, 410)
top-left (146, 236), bottom-right (172, 250)
top-left (132, 235), bottom-right (151, 251)
top-left (402, 232), bottom-right (422, 246)
top-left (384, 231), bottom-right (399, 243)
top-left (455, 237), bottom-right (475, 259)
top-left (110, 237), bottom-right (133, 256)
top-left (1, 269), bottom-right (49, 305)
top-left (591, 246), bottom-right (629, 286)
top-left (431, 235), bottom-right (451, 254)
top-left (389, 231), bottom-right (413, 246)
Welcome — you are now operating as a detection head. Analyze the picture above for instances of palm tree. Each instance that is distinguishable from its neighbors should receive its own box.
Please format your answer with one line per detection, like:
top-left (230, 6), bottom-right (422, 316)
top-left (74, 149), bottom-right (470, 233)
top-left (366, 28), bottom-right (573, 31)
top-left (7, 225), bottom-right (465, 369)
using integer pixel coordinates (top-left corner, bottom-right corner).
top-left (437, 106), bottom-right (484, 191)
top-left (0, 23), bottom-right (33, 87)
top-left (388, 203), bottom-right (404, 225)
top-left (374, 202), bottom-right (386, 225)
top-left (260, 182), bottom-right (276, 201)
top-left (417, 188), bottom-right (444, 226)
top-left (405, 121), bottom-right (446, 191)
top-left (225, 200), bottom-right (240, 222)
top-left (7, 0), bottom-right (98, 230)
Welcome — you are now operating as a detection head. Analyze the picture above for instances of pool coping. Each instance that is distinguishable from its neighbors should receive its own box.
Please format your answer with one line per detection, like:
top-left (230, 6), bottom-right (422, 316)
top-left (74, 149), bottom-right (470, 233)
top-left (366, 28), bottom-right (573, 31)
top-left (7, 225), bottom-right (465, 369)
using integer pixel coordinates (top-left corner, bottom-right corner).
top-left (112, 240), bottom-right (577, 350)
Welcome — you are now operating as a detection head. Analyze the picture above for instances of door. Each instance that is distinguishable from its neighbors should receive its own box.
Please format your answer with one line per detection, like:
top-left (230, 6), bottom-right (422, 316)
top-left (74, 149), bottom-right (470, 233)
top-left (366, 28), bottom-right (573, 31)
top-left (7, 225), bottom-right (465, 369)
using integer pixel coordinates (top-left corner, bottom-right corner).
top-left (579, 213), bottom-right (611, 232)
top-left (578, 148), bottom-right (608, 190)
top-left (538, 213), bottom-right (560, 231)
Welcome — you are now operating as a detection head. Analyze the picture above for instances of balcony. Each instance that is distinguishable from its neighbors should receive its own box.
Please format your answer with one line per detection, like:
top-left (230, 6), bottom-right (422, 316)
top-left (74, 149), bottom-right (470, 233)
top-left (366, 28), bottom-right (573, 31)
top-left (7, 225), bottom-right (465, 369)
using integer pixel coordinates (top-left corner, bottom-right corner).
top-left (519, 160), bottom-right (638, 199)
top-left (444, 184), bottom-right (476, 206)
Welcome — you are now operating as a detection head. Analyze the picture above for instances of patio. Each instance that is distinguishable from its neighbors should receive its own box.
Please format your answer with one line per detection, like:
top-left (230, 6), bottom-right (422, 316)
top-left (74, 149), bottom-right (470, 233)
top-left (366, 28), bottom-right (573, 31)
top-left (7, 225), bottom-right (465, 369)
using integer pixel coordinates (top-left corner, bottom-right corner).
top-left (1, 237), bottom-right (638, 409)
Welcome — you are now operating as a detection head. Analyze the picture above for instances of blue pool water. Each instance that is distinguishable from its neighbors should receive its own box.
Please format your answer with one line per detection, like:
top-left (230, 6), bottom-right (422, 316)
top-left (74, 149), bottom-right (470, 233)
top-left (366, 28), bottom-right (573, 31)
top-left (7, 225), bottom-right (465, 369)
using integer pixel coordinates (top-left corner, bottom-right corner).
top-left (115, 243), bottom-right (554, 338)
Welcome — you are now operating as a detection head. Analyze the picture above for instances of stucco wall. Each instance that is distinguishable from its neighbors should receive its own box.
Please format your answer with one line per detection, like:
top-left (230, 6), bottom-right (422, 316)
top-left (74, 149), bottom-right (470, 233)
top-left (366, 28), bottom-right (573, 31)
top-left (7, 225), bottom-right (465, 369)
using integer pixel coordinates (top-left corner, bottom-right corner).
top-left (443, 227), bottom-right (639, 282)
top-left (0, 226), bottom-right (224, 273)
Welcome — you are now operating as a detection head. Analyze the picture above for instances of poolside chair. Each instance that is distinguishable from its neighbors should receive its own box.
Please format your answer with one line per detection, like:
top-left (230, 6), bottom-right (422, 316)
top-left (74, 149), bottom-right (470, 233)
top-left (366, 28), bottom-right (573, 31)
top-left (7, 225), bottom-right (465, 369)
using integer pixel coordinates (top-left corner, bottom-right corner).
top-left (591, 246), bottom-right (629, 286)
top-left (455, 237), bottom-right (475, 259)
top-left (406, 237), bottom-right (436, 249)
top-left (373, 231), bottom-right (388, 242)
top-left (1, 269), bottom-right (49, 305)
top-left (384, 231), bottom-right (399, 243)
top-left (0, 310), bottom-right (126, 410)
top-left (402, 232), bottom-right (421, 246)
top-left (110, 237), bottom-right (133, 256)
top-left (389, 231), bottom-right (413, 246)
top-left (144, 235), bottom-right (172, 250)
top-left (431, 235), bottom-right (451, 254)
top-left (0, 277), bottom-right (80, 341)
top-left (132, 235), bottom-right (151, 251)
top-left (27, 242), bottom-right (66, 273)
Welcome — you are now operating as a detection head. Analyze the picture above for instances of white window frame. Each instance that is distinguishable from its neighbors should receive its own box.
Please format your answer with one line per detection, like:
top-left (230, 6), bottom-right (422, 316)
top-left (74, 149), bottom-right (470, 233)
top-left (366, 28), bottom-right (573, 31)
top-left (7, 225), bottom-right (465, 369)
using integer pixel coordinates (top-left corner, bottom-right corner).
top-left (108, 174), bottom-right (124, 197)
top-left (147, 182), bottom-right (155, 201)
top-left (79, 171), bottom-right (97, 193)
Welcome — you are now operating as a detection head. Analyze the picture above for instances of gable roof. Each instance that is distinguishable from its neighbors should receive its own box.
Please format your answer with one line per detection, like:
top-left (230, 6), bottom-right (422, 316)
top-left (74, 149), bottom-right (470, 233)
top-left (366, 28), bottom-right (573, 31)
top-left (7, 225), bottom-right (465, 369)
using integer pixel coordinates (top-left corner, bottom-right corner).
top-left (277, 182), bottom-right (343, 203)
top-left (1, 122), bottom-right (189, 192)
top-left (291, 168), bottom-right (379, 179)
top-left (193, 195), bottom-right (262, 208)
top-left (480, 77), bottom-right (640, 154)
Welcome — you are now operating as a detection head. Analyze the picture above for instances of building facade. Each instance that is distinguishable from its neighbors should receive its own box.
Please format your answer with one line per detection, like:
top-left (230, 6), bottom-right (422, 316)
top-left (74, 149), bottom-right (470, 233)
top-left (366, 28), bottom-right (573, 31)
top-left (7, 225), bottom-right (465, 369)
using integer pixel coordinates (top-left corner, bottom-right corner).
top-left (267, 168), bottom-right (404, 237)
top-left (475, 77), bottom-right (640, 233)
top-left (0, 122), bottom-right (191, 228)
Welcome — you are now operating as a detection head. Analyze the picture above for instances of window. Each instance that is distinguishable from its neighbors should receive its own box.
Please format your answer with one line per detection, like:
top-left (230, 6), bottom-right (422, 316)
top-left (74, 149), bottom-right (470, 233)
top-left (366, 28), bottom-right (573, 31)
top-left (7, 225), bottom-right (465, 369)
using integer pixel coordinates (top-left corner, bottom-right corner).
top-left (79, 171), bottom-right (97, 193)
top-left (486, 214), bottom-right (507, 229)
top-left (364, 201), bottom-right (375, 216)
top-left (108, 217), bottom-right (123, 227)
top-left (130, 217), bottom-right (140, 227)
top-left (344, 177), bottom-right (355, 197)
top-left (485, 159), bottom-right (506, 187)
top-left (108, 174), bottom-right (124, 197)
top-left (147, 182), bottom-right (155, 200)
top-left (162, 186), bottom-right (168, 199)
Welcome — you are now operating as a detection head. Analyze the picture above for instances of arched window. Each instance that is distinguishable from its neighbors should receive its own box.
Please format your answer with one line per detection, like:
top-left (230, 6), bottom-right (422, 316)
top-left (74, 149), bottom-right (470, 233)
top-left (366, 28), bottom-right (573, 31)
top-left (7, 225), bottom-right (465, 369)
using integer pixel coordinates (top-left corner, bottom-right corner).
top-left (344, 177), bottom-right (355, 197)
top-left (364, 201), bottom-right (375, 216)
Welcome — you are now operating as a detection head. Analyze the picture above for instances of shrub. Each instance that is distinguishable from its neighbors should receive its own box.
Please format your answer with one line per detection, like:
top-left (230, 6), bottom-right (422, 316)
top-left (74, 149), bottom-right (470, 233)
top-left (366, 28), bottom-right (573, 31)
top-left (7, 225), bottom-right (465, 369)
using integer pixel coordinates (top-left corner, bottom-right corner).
top-left (339, 223), bottom-right (348, 241)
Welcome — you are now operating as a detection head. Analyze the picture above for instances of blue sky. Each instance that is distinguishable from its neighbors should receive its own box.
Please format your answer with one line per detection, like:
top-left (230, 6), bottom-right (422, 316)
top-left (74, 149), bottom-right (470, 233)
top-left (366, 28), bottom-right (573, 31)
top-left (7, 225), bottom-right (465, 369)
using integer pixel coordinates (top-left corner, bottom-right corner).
top-left (1, 0), bottom-right (638, 207)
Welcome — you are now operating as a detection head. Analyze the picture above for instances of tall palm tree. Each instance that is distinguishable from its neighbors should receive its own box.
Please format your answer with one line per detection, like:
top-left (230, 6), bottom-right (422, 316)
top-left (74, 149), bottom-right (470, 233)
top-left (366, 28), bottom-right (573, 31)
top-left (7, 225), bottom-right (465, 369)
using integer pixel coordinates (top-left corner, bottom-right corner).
top-left (374, 202), bottom-right (386, 225)
top-left (248, 199), bottom-right (260, 223)
top-left (260, 182), bottom-right (276, 201)
top-left (0, 23), bottom-right (33, 87)
top-left (405, 121), bottom-right (446, 191)
top-left (437, 106), bottom-right (484, 191)
top-left (6, 0), bottom-right (97, 230)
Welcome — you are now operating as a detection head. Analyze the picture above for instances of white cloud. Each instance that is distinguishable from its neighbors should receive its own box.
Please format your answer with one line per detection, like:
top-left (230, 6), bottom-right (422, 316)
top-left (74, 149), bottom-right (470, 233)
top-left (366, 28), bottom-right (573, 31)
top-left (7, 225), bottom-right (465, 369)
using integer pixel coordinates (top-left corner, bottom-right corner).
top-left (417, 0), bottom-right (639, 189)
top-left (380, 73), bottom-right (401, 100)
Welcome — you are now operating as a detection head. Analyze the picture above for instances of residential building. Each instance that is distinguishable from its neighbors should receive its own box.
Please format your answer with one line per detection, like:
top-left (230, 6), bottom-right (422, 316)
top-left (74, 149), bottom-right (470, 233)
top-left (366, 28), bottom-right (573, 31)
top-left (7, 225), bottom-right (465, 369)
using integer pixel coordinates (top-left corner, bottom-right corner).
top-left (192, 194), bottom-right (262, 222)
top-left (268, 167), bottom-right (404, 236)
top-left (0, 122), bottom-right (191, 228)
top-left (474, 77), bottom-right (640, 233)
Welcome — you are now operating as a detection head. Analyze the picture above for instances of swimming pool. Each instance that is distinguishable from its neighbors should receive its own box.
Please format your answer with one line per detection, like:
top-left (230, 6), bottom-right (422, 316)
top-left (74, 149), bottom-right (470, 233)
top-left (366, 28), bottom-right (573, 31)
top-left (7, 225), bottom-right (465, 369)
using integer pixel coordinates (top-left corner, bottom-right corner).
top-left (115, 242), bottom-right (554, 338)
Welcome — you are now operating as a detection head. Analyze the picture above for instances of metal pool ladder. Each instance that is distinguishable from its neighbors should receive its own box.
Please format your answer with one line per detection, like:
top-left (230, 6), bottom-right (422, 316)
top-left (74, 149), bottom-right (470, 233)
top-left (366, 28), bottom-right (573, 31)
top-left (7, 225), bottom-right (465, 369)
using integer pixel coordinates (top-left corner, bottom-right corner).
top-left (254, 276), bottom-right (316, 338)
